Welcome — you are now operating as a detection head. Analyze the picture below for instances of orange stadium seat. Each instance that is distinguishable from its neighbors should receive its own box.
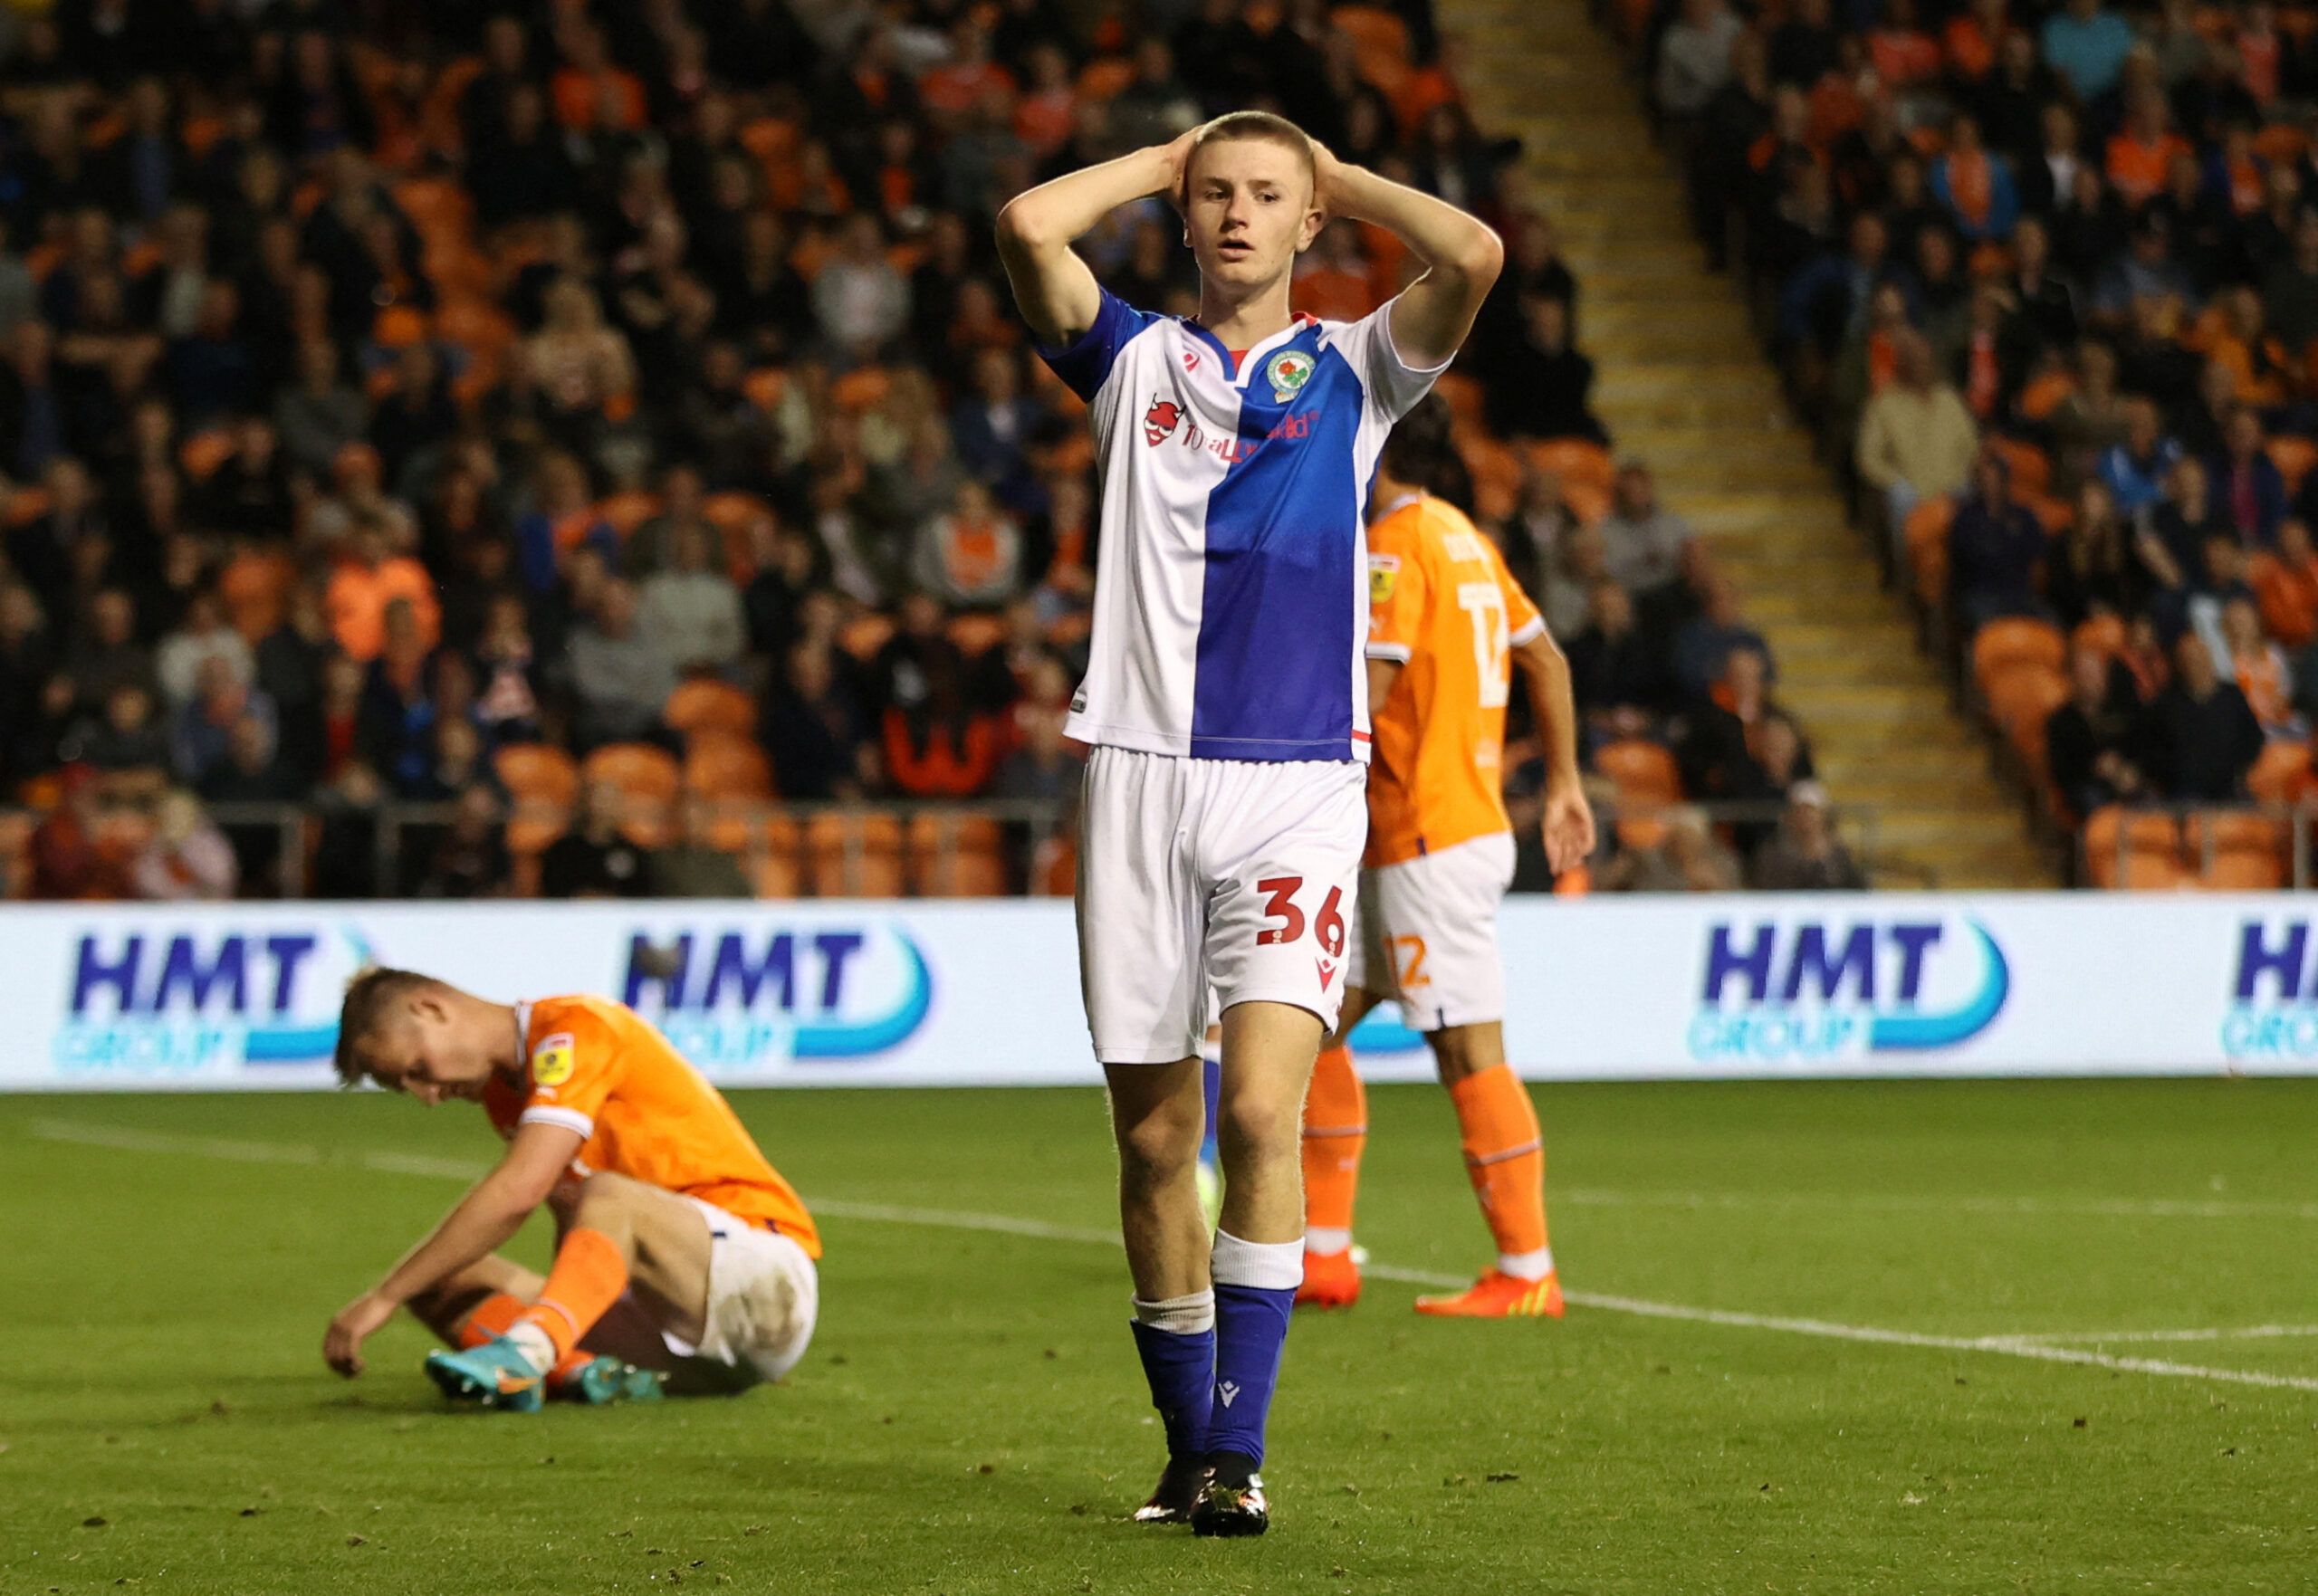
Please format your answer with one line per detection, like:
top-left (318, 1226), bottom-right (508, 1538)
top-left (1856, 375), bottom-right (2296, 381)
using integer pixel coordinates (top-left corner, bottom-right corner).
top-left (1595, 738), bottom-right (1683, 805)
top-left (1987, 437), bottom-right (2050, 496)
top-left (495, 743), bottom-right (579, 856)
top-left (1972, 617), bottom-right (2066, 690)
top-left (947, 612), bottom-right (1009, 657)
top-left (807, 811), bottom-right (905, 898)
top-left (178, 430), bottom-right (235, 481)
top-left (684, 733), bottom-right (773, 801)
top-left (839, 613), bottom-right (896, 662)
top-left (2071, 614), bottom-right (2127, 663)
top-left (595, 491), bottom-right (662, 538)
top-left (748, 815), bottom-right (805, 899)
top-left (665, 679), bottom-right (757, 744)
top-left (2248, 741), bottom-right (2313, 805)
top-left (1075, 57), bottom-right (1135, 101)
top-left (908, 811), bottom-right (1008, 897)
top-left (2083, 806), bottom-right (2186, 888)
top-left (1905, 496), bottom-right (1954, 607)
top-left (581, 743), bottom-right (681, 847)
top-left (0, 809), bottom-right (33, 897)
top-left (2189, 809), bottom-right (2289, 889)
top-left (1982, 663), bottom-right (2068, 771)
top-left (2267, 435), bottom-right (2318, 495)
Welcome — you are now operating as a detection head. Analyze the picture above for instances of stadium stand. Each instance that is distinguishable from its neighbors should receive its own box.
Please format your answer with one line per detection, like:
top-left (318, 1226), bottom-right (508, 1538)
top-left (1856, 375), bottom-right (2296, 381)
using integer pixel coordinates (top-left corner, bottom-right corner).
top-left (1632, 0), bottom-right (2318, 885)
top-left (0, 0), bottom-right (1844, 901)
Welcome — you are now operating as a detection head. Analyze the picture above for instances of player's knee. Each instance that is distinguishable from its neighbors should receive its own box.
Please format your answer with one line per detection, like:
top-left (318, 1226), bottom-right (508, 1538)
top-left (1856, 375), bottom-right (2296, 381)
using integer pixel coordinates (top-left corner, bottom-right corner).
top-left (569, 1171), bottom-right (649, 1227)
top-left (1116, 1106), bottom-right (1202, 1185)
top-left (1218, 1093), bottom-right (1300, 1161)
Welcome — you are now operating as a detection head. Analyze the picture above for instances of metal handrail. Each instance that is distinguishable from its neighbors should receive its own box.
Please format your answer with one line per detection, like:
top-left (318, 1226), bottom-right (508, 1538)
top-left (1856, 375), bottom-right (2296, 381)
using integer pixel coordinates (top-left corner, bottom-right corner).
top-left (2076, 799), bottom-right (2316, 889)
top-left (5, 793), bottom-right (1894, 897)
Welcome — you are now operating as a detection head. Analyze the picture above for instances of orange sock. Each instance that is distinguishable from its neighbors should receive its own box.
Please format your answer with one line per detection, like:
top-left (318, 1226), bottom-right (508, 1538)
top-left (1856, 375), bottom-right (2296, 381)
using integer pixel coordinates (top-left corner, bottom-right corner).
top-left (1301, 1044), bottom-right (1366, 1253)
top-left (517, 1228), bottom-right (631, 1363)
top-left (1447, 1065), bottom-right (1553, 1280)
top-left (462, 1289), bottom-right (596, 1382)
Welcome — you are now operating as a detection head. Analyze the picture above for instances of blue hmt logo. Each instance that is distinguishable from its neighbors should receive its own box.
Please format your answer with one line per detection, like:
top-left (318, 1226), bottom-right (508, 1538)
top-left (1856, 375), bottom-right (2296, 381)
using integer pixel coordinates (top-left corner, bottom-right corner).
top-left (58, 925), bottom-right (369, 1074)
top-left (1689, 918), bottom-right (2010, 1064)
top-left (620, 923), bottom-right (934, 1067)
top-left (2222, 920), bottom-right (2318, 1061)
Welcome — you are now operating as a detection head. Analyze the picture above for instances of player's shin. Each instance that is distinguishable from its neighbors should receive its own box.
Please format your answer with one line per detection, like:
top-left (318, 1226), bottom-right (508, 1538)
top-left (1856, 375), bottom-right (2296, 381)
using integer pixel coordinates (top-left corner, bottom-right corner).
top-left (1300, 1043), bottom-right (1365, 1256)
top-left (508, 1228), bottom-right (631, 1373)
top-left (1449, 1063), bottom-right (1553, 1281)
top-left (1129, 1291), bottom-right (1217, 1459)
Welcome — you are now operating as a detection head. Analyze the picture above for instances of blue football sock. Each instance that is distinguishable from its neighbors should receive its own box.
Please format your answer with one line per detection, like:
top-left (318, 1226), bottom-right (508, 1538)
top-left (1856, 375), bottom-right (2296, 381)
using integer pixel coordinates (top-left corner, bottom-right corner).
top-left (1128, 1296), bottom-right (1215, 1460)
top-left (1207, 1232), bottom-right (1302, 1468)
top-left (1198, 1050), bottom-right (1222, 1171)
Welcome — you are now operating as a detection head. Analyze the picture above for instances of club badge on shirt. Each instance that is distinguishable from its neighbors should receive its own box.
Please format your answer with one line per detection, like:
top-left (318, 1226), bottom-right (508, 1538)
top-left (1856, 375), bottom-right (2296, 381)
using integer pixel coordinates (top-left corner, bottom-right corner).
top-left (1265, 349), bottom-right (1316, 404)
top-left (531, 1033), bottom-right (576, 1087)
top-left (1368, 553), bottom-right (1400, 605)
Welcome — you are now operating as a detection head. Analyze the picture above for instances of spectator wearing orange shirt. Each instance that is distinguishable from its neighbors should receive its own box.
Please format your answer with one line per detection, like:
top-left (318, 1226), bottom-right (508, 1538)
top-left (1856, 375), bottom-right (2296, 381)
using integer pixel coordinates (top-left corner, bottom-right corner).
top-left (915, 480), bottom-right (1022, 609)
top-left (2250, 518), bottom-right (2318, 646)
top-left (2104, 89), bottom-right (2190, 208)
top-left (883, 652), bottom-right (1001, 799)
top-left (549, 22), bottom-right (647, 132)
top-left (1942, 0), bottom-right (2015, 81)
top-left (326, 520), bottom-right (440, 663)
top-left (1870, 0), bottom-right (1944, 85)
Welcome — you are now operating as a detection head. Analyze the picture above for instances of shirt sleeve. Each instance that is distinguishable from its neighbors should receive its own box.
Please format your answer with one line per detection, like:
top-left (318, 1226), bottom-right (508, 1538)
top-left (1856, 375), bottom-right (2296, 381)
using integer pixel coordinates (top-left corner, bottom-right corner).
top-left (1332, 293), bottom-right (1455, 424)
top-left (1365, 517), bottom-right (1430, 664)
top-left (1036, 287), bottom-right (1159, 404)
top-left (518, 1003), bottom-right (622, 1142)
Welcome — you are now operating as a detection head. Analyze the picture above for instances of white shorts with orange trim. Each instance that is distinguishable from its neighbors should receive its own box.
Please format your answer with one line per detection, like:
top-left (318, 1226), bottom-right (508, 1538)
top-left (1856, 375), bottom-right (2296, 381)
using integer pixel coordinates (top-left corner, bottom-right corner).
top-left (658, 1196), bottom-right (820, 1384)
top-left (1346, 830), bottom-right (1517, 1031)
top-left (1078, 745), bottom-right (1367, 1063)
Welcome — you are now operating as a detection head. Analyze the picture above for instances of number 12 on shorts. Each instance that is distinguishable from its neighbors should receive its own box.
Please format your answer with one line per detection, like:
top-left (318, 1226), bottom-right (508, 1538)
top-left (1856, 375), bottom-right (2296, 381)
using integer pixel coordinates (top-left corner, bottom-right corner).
top-left (1255, 875), bottom-right (1346, 956)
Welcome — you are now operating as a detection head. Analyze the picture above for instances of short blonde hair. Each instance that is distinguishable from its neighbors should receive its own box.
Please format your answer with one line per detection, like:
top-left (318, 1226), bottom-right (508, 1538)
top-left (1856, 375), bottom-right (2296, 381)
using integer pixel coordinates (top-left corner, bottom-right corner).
top-left (1184, 110), bottom-right (1317, 200)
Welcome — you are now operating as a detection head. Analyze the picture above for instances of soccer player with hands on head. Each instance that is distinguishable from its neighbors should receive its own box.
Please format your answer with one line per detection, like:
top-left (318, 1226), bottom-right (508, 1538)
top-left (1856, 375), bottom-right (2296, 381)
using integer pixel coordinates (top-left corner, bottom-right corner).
top-left (322, 970), bottom-right (821, 1410)
top-left (1299, 394), bottom-right (1595, 1320)
top-left (997, 110), bottom-right (1502, 1535)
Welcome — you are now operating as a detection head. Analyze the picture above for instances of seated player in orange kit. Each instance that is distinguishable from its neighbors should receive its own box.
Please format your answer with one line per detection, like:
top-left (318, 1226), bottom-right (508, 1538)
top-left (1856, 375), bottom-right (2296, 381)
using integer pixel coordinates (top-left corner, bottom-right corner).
top-left (321, 970), bottom-right (821, 1409)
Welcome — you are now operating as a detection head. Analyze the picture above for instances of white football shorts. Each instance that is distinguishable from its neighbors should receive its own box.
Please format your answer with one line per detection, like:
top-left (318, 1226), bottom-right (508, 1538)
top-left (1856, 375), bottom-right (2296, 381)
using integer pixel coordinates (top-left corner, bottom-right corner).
top-left (657, 1196), bottom-right (820, 1385)
top-left (1345, 830), bottom-right (1517, 1031)
top-left (1078, 744), bottom-right (1366, 1063)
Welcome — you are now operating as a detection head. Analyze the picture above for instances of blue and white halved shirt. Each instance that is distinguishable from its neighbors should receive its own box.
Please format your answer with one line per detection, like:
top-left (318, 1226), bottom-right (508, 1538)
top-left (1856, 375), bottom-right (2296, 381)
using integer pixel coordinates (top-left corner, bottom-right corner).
top-left (1039, 289), bottom-right (1446, 763)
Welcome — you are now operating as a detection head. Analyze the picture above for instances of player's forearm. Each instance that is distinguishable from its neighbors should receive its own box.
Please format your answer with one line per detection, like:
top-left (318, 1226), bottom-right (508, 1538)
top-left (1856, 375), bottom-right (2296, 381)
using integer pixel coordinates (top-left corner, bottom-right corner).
top-left (996, 145), bottom-right (1175, 253)
top-left (1324, 163), bottom-right (1502, 279)
top-left (1517, 637), bottom-right (1583, 793)
top-left (373, 1180), bottom-right (537, 1305)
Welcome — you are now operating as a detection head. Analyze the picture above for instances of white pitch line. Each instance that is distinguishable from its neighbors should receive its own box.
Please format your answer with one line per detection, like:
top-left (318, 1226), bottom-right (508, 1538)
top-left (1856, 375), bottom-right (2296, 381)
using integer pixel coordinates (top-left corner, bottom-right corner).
top-left (1999, 1324), bottom-right (2318, 1346)
top-left (1557, 1187), bottom-right (2318, 1223)
top-left (23, 1118), bottom-right (2318, 1395)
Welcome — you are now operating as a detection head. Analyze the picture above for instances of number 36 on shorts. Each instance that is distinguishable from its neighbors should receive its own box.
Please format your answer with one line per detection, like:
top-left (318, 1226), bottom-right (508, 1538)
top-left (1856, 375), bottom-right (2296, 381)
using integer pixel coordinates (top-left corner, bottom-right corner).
top-left (1253, 875), bottom-right (1347, 955)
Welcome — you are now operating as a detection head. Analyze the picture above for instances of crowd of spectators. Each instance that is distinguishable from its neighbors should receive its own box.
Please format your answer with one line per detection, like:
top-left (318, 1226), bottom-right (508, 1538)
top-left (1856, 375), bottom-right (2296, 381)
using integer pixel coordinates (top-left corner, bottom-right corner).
top-left (1649, 0), bottom-right (2318, 853)
top-left (0, 0), bottom-right (1820, 902)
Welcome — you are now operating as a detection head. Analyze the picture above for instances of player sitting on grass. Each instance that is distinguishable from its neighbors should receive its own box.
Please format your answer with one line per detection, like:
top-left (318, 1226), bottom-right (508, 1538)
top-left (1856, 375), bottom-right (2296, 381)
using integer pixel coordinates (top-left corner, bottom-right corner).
top-left (998, 110), bottom-right (1500, 1534)
top-left (321, 970), bottom-right (821, 1410)
top-left (1299, 397), bottom-right (1595, 1318)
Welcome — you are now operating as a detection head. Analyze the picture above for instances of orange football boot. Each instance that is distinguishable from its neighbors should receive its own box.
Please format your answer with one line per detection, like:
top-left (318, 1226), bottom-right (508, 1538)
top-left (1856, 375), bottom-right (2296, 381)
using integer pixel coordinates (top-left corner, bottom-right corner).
top-left (1413, 1269), bottom-right (1565, 1318)
top-left (1295, 1247), bottom-right (1362, 1310)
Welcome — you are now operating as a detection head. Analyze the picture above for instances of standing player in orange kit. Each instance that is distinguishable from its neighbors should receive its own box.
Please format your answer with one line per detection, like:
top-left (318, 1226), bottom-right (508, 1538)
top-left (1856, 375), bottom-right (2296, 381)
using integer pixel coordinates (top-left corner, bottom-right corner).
top-left (321, 970), bottom-right (820, 1408)
top-left (1299, 397), bottom-right (1595, 1317)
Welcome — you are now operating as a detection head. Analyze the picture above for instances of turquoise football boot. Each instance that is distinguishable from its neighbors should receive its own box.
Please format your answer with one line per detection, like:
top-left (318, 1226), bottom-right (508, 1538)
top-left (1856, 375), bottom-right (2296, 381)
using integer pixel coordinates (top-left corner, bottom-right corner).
top-left (425, 1336), bottom-right (546, 1412)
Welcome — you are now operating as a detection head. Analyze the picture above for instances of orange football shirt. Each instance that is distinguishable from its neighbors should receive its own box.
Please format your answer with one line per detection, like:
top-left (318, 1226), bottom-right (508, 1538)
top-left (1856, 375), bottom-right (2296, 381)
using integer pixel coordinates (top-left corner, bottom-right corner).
top-left (484, 994), bottom-right (821, 1257)
top-left (1363, 493), bottom-right (1546, 868)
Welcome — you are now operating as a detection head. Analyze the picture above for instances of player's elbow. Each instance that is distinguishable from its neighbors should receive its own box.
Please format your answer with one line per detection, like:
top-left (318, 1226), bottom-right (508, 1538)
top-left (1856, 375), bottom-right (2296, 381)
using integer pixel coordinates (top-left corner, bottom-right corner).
top-left (1451, 224), bottom-right (1505, 288)
top-left (995, 196), bottom-right (1056, 255)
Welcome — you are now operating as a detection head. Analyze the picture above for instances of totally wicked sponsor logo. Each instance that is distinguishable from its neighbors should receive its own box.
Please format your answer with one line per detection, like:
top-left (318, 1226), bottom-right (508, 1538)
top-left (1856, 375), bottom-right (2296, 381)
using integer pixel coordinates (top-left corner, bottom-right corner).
top-left (2221, 919), bottom-right (2318, 1060)
top-left (620, 922), bottom-right (933, 1067)
top-left (57, 924), bottom-right (371, 1075)
top-left (1689, 917), bottom-right (2010, 1064)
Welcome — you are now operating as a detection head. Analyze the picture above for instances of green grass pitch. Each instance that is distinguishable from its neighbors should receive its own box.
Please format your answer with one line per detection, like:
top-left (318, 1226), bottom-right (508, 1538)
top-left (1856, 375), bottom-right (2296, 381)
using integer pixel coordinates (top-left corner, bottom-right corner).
top-left (5, 1078), bottom-right (2318, 1594)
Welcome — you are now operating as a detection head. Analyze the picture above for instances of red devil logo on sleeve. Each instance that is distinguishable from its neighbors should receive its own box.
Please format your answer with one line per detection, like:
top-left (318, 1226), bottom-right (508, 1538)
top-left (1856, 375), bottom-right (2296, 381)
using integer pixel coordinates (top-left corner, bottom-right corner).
top-left (1143, 395), bottom-right (1183, 446)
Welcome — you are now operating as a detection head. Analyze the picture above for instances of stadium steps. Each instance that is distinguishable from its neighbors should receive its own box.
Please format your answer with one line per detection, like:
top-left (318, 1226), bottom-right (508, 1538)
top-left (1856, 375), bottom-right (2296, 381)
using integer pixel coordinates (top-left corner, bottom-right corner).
top-left (1441, 0), bottom-right (2055, 888)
